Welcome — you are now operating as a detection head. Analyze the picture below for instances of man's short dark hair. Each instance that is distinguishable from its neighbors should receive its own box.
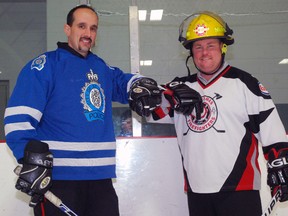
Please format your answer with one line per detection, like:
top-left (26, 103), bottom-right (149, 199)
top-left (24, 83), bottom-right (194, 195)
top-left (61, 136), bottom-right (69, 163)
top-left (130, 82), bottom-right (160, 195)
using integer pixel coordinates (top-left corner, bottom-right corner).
top-left (66, 4), bottom-right (98, 26)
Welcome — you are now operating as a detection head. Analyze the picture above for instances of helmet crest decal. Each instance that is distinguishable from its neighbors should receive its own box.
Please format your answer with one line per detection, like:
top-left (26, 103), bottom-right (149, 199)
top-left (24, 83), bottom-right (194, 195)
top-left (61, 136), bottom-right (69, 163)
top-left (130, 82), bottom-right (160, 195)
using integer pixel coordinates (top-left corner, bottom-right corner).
top-left (193, 24), bottom-right (209, 36)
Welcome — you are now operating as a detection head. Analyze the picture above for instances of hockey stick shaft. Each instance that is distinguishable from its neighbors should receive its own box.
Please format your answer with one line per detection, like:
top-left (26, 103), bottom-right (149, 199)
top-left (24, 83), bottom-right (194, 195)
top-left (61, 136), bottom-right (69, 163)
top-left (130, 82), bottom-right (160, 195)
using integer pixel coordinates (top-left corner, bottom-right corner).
top-left (261, 188), bottom-right (281, 216)
top-left (14, 166), bottom-right (78, 216)
top-left (42, 191), bottom-right (78, 216)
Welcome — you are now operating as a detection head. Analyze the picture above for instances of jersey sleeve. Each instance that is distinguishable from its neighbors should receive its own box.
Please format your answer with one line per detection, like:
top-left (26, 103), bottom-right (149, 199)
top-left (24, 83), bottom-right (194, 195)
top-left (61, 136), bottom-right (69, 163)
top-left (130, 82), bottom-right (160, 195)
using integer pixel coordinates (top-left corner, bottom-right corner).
top-left (243, 74), bottom-right (288, 156)
top-left (110, 66), bottom-right (135, 104)
top-left (4, 54), bottom-right (52, 160)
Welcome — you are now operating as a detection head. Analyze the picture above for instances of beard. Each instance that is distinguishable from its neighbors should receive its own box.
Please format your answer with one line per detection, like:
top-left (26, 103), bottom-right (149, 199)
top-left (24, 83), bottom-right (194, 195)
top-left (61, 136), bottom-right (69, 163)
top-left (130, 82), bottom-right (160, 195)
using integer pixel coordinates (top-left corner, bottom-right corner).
top-left (78, 42), bottom-right (95, 54)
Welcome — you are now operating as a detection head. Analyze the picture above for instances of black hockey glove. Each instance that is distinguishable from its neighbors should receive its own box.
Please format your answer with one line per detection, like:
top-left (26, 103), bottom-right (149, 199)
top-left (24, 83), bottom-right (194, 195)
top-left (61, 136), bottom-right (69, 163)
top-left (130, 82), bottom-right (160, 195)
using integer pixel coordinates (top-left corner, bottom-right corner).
top-left (163, 81), bottom-right (203, 119)
top-left (15, 140), bottom-right (53, 207)
top-left (129, 77), bottom-right (162, 117)
top-left (267, 149), bottom-right (288, 202)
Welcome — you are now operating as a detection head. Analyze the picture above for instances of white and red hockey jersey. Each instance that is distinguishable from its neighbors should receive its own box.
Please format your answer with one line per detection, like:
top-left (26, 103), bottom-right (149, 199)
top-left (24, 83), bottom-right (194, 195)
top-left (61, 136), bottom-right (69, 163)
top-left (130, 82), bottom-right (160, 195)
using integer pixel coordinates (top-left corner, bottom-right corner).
top-left (152, 62), bottom-right (288, 193)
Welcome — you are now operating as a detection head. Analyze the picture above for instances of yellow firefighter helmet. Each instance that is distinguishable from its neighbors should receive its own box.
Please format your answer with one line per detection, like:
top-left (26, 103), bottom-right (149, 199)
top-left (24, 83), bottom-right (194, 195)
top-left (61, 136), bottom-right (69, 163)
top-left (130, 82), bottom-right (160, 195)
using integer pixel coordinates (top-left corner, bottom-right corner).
top-left (179, 11), bottom-right (234, 49)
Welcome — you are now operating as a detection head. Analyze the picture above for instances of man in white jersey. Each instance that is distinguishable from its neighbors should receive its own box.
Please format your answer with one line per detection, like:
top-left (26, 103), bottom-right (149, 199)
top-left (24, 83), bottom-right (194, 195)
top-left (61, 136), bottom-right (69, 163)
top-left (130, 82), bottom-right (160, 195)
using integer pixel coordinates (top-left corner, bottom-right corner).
top-left (146, 11), bottom-right (288, 216)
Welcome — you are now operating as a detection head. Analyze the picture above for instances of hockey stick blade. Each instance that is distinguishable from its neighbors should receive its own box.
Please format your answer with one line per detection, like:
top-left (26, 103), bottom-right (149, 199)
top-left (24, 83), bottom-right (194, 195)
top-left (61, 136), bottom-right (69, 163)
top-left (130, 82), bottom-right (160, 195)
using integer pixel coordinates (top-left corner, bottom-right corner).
top-left (261, 188), bottom-right (281, 216)
top-left (14, 165), bottom-right (78, 216)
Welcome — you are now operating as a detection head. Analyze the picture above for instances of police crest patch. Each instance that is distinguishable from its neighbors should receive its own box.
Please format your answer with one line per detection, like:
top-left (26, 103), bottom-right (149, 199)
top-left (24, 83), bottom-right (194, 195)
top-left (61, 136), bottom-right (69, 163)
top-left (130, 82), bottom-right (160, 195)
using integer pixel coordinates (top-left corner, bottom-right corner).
top-left (81, 70), bottom-right (105, 122)
top-left (31, 54), bottom-right (46, 71)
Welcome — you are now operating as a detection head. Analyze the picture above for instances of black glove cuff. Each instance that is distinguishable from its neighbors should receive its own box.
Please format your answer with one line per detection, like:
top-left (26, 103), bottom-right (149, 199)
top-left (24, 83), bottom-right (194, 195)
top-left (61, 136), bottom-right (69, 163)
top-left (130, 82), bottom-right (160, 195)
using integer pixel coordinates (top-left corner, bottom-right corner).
top-left (23, 140), bottom-right (53, 168)
top-left (132, 77), bottom-right (158, 87)
top-left (24, 151), bottom-right (53, 168)
top-left (25, 140), bottom-right (49, 153)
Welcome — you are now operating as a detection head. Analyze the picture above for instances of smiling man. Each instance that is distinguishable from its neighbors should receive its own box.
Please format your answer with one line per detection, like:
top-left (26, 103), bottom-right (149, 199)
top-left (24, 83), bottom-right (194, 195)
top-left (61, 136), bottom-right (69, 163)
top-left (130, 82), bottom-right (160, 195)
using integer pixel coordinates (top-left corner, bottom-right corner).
top-left (64, 6), bottom-right (98, 56)
top-left (4, 4), bottom-right (162, 216)
top-left (149, 11), bottom-right (288, 216)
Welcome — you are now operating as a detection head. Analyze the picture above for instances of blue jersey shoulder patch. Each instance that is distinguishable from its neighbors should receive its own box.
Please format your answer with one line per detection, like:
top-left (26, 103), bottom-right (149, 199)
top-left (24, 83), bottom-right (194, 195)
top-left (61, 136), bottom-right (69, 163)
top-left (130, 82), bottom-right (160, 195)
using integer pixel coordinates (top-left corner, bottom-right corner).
top-left (31, 54), bottom-right (46, 71)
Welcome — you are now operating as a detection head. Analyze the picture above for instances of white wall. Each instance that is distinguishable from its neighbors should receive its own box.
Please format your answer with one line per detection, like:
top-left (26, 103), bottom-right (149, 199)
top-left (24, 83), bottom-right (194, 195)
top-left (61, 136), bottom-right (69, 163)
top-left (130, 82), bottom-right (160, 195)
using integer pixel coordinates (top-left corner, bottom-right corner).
top-left (1, 138), bottom-right (288, 216)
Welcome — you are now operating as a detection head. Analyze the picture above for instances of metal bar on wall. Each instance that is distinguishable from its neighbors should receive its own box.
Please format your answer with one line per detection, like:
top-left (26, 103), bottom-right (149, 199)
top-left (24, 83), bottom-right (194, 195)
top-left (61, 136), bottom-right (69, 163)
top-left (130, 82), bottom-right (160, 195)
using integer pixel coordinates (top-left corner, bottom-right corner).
top-left (129, 6), bottom-right (142, 137)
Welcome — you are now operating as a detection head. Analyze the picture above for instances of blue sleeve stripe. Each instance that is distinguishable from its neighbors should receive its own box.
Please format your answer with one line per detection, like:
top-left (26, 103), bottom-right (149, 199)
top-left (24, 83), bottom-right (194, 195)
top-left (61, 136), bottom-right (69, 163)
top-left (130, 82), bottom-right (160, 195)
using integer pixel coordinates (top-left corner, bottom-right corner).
top-left (52, 165), bottom-right (116, 180)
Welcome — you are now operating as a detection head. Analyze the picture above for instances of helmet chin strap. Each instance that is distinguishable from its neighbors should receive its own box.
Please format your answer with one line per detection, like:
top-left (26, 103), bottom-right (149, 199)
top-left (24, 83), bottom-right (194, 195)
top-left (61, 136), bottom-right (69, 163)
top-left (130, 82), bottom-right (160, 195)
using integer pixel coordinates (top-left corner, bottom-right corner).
top-left (185, 55), bottom-right (192, 77)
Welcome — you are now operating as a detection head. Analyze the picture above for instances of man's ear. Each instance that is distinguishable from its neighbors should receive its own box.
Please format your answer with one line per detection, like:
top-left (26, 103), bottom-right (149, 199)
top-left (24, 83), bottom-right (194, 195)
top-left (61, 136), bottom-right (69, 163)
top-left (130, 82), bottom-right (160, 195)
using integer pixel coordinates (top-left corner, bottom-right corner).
top-left (64, 24), bottom-right (70, 36)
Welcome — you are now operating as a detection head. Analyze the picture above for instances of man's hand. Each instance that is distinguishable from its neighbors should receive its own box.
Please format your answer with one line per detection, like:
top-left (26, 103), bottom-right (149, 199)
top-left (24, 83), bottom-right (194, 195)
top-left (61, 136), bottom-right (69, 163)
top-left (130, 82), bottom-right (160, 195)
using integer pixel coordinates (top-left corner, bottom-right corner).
top-left (267, 149), bottom-right (288, 202)
top-left (129, 77), bottom-right (162, 117)
top-left (15, 140), bottom-right (53, 207)
top-left (162, 81), bottom-right (203, 119)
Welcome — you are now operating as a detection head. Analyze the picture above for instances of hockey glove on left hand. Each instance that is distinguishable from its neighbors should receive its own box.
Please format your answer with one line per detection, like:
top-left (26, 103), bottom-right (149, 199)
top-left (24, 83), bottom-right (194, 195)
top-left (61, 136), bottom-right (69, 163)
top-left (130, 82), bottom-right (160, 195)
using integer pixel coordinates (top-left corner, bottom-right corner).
top-left (15, 140), bottom-right (53, 207)
top-left (267, 149), bottom-right (288, 202)
top-left (162, 81), bottom-right (203, 119)
top-left (129, 77), bottom-right (162, 117)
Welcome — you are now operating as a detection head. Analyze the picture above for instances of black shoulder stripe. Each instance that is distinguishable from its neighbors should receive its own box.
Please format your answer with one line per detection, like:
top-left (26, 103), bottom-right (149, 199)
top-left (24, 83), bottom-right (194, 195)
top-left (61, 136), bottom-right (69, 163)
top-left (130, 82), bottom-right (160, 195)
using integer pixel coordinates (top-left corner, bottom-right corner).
top-left (248, 107), bottom-right (274, 133)
top-left (223, 67), bottom-right (271, 99)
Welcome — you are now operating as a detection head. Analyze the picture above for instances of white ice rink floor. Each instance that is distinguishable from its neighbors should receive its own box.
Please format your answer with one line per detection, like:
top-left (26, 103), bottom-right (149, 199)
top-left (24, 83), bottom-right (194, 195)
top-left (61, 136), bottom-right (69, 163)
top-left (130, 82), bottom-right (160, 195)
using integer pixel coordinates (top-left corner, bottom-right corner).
top-left (1, 137), bottom-right (288, 216)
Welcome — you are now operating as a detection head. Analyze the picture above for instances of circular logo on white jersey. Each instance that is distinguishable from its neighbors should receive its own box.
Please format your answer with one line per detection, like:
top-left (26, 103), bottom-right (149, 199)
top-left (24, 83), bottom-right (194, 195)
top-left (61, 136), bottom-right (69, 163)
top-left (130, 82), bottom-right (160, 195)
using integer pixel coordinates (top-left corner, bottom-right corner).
top-left (186, 95), bottom-right (218, 133)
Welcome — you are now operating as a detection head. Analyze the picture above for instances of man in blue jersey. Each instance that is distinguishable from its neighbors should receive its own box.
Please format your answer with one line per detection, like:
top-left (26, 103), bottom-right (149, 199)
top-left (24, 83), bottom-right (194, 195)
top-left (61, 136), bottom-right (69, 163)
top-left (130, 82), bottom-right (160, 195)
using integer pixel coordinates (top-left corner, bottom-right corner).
top-left (4, 4), bottom-right (162, 216)
top-left (144, 11), bottom-right (288, 216)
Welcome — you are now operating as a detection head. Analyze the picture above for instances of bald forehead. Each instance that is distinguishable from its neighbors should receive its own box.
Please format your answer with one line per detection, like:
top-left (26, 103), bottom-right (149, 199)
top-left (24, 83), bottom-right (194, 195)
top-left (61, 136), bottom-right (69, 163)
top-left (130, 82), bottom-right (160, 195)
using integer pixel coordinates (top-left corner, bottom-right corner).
top-left (72, 8), bottom-right (98, 25)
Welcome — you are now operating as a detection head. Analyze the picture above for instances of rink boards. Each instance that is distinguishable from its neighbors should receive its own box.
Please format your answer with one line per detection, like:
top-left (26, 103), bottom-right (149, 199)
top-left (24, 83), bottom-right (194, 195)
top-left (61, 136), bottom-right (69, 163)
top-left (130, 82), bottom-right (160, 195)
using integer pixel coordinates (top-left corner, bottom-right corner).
top-left (1, 137), bottom-right (288, 216)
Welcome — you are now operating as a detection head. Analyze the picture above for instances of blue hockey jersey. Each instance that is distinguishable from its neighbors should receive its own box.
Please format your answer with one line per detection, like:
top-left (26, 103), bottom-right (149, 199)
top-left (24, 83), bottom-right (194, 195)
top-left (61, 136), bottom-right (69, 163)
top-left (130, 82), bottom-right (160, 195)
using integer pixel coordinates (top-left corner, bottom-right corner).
top-left (4, 42), bottom-right (136, 180)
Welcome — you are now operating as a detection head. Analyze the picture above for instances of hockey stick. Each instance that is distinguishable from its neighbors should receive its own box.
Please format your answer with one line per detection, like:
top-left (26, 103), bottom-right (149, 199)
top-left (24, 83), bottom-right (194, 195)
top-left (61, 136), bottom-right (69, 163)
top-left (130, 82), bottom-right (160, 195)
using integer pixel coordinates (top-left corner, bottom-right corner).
top-left (14, 165), bottom-right (78, 216)
top-left (261, 188), bottom-right (281, 216)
